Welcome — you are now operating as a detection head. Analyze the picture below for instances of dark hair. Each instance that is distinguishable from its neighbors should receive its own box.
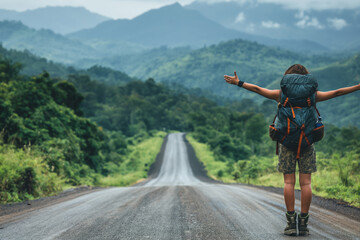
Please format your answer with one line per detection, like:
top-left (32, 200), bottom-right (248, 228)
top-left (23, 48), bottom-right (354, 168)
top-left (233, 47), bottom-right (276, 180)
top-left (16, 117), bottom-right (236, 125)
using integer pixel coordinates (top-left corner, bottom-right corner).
top-left (284, 64), bottom-right (309, 75)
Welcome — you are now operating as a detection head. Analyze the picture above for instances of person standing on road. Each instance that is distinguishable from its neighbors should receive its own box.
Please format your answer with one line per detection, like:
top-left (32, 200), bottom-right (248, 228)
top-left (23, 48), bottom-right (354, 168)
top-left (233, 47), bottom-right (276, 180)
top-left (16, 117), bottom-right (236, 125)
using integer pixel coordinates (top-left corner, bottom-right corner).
top-left (224, 64), bottom-right (360, 236)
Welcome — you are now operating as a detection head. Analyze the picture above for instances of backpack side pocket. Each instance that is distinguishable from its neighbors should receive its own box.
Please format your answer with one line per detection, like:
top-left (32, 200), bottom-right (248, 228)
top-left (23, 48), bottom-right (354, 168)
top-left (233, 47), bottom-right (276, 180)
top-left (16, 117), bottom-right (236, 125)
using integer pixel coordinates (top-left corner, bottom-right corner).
top-left (312, 124), bottom-right (324, 142)
top-left (269, 124), bottom-right (285, 142)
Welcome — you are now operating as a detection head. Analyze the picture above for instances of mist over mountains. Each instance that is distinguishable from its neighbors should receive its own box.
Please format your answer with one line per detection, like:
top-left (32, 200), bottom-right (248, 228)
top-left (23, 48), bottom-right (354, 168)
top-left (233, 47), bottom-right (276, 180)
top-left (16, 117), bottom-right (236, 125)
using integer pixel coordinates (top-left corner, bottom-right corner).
top-left (0, 6), bottom-right (109, 34)
top-left (186, 1), bottom-right (360, 51)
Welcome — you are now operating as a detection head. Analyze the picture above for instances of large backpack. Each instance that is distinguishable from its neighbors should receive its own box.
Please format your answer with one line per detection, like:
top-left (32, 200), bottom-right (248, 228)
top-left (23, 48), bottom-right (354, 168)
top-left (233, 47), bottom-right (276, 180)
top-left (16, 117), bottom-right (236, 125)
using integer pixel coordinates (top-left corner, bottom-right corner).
top-left (269, 74), bottom-right (324, 158)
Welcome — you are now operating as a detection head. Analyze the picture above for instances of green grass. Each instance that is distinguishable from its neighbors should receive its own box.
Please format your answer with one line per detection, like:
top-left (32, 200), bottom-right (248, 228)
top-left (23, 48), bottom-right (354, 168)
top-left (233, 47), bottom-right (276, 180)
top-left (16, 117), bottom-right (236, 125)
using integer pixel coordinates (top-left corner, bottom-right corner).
top-left (186, 134), bottom-right (235, 183)
top-left (253, 170), bottom-right (360, 207)
top-left (0, 145), bottom-right (63, 203)
top-left (99, 131), bottom-right (167, 186)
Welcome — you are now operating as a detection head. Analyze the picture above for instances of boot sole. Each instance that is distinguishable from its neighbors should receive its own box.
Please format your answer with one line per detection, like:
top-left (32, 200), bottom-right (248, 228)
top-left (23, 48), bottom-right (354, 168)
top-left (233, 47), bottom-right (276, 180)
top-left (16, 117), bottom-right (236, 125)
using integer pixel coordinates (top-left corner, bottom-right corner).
top-left (284, 229), bottom-right (297, 236)
top-left (299, 230), bottom-right (309, 236)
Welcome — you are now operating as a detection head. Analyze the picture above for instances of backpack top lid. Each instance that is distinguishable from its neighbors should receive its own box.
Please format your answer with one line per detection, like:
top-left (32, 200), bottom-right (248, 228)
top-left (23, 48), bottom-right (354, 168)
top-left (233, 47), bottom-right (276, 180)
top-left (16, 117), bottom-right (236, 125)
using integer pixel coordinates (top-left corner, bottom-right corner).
top-left (281, 74), bottom-right (318, 98)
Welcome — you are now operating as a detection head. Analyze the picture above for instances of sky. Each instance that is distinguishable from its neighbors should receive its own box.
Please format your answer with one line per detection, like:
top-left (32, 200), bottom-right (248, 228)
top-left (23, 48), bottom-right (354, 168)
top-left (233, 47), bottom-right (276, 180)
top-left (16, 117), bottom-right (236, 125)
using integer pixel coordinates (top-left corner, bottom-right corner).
top-left (1, 0), bottom-right (360, 19)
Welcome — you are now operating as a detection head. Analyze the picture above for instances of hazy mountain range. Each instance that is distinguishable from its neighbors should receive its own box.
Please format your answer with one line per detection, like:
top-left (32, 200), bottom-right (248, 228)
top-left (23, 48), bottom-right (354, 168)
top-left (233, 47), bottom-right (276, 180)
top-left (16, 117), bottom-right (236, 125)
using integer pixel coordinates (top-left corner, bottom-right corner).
top-left (0, 21), bottom-right (98, 64)
top-left (68, 3), bottom-right (328, 52)
top-left (0, 6), bottom-right (109, 34)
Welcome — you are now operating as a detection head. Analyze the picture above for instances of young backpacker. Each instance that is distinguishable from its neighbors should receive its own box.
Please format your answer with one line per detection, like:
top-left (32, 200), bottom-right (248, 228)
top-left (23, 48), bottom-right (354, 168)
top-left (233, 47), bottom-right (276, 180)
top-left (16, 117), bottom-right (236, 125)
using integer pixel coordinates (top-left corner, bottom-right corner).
top-left (224, 63), bottom-right (360, 236)
top-left (269, 74), bottom-right (324, 158)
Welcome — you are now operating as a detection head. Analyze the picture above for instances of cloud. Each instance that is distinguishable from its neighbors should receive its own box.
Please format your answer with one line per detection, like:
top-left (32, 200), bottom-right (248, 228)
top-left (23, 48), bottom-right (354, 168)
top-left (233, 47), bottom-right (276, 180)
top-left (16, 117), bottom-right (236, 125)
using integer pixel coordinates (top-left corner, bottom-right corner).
top-left (195, 0), bottom-right (360, 10)
top-left (235, 12), bottom-right (245, 23)
top-left (245, 23), bottom-right (256, 32)
top-left (295, 12), bottom-right (324, 29)
top-left (261, 21), bottom-right (280, 28)
top-left (256, 0), bottom-right (360, 10)
top-left (327, 18), bottom-right (347, 30)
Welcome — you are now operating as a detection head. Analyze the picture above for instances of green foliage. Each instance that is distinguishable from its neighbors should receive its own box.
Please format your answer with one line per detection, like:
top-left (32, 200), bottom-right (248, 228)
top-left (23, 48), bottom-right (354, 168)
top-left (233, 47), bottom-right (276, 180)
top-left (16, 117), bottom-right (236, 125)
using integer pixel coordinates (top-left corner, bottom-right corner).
top-left (0, 59), bottom-right (107, 202)
top-left (100, 131), bottom-right (166, 186)
top-left (0, 145), bottom-right (63, 202)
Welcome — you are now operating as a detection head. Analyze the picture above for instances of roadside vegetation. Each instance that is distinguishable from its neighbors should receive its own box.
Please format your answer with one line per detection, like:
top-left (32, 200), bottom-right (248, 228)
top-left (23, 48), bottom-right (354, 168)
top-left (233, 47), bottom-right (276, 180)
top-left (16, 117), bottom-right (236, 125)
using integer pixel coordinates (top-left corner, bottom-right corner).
top-left (99, 131), bottom-right (166, 186)
top-left (188, 126), bottom-right (360, 207)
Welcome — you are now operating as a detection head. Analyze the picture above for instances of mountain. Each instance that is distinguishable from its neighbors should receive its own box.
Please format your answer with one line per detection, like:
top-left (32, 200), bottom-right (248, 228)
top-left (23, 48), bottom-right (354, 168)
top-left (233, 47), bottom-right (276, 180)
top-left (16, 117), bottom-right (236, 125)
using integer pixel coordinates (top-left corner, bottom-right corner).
top-left (0, 20), bottom-right (101, 64)
top-left (186, 1), bottom-right (360, 51)
top-left (68, 3), bottom-right (325, 52)
top-left (0, 6), bottom-right (110, 34)
top-left (68, 3), bottom-right (249, 48)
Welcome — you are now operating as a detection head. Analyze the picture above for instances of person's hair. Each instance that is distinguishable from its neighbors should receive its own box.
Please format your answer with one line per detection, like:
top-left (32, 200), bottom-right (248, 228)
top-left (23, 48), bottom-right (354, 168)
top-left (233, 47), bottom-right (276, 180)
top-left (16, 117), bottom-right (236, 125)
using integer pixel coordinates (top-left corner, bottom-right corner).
top-left (284, 64), bottom-right (309, 75)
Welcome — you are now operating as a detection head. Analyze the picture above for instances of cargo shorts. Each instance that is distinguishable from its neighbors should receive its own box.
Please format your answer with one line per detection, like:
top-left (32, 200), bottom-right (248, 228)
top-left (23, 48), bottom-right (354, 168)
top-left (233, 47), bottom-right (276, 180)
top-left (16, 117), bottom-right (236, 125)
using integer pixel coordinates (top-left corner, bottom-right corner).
top-left (277, 144), bottom-right (317, 174)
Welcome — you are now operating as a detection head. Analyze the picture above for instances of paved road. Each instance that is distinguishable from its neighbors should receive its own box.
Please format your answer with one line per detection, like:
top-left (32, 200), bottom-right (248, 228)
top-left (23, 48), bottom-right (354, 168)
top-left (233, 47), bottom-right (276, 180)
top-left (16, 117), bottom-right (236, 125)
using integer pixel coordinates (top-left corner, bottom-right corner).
top-left (0, 133), bottom-right (359, 239)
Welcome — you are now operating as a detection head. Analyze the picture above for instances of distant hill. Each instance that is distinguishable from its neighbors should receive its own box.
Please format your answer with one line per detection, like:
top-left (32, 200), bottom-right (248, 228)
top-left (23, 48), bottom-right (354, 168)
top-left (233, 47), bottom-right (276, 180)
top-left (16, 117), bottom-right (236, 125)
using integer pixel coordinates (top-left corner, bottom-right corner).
top-left (68, 3), bottom-right (249, 48)
top-left (0, 6), bottom-right (110, 34)
top-left (0, 44), bottom-right (134, 85)
top-left (186, 1), bottom-right (360, 51)
top-left (68, 3), bottom-right (326, 53)
top-left (0, 21), bottom-right (100, 64)
top-left (86, 39), bottom-right (337, 98)
top-left (96, 38), bottom-right (358, 127)
top-left (313, 55), bottom-right (360, 127)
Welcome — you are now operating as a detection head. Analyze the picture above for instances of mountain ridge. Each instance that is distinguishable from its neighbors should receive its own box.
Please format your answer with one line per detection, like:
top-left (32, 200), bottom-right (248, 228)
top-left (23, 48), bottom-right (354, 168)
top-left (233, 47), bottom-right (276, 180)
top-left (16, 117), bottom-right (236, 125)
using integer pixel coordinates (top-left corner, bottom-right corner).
top-left (68, 3), bottom-right (326, 52)
top-left (0, 6), bottom-right (110, 34)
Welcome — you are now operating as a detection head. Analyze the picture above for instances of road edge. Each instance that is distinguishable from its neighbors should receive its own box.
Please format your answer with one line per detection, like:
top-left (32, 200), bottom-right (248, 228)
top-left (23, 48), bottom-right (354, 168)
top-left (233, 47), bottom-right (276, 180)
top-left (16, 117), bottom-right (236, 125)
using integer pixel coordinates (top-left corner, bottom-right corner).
top-left (183, 133), bottom-right (219, 183)
top-left (0, 186), bottom-right (102, 223)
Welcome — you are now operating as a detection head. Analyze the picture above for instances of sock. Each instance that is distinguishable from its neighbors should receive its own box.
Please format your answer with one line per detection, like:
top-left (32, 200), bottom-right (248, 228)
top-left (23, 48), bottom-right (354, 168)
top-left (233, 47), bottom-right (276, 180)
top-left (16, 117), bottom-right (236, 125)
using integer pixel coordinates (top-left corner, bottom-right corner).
top-left (300, 212), bottom-right (308, 217)
top-left (287, 211), bottom-right (295, 215)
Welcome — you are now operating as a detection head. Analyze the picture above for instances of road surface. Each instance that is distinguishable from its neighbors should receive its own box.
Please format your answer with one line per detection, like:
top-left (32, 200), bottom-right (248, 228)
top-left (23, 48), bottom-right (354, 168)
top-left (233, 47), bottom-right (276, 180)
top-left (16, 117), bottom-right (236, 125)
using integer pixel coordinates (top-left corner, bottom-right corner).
top-left (0, 133), bottom-right (359, 239)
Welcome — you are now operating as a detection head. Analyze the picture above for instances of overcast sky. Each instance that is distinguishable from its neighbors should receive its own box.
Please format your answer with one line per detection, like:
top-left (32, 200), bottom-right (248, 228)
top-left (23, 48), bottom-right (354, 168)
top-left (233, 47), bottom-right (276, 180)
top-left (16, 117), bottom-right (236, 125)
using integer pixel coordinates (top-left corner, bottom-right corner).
top-left (1, 0), bottom-right (360, 19)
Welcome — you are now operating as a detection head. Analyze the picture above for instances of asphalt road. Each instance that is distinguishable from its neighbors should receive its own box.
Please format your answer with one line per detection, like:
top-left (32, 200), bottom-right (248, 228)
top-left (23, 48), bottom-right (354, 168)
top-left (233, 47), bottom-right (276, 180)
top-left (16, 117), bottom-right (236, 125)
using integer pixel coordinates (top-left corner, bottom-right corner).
top-left (0, 133), bottom-right (359, 240)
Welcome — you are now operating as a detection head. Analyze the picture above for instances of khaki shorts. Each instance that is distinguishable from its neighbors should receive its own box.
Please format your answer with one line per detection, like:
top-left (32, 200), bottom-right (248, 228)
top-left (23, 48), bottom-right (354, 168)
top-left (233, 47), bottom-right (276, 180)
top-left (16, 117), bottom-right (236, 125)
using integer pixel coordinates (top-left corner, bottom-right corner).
top-left (277, 144), bottom-right (317, 174)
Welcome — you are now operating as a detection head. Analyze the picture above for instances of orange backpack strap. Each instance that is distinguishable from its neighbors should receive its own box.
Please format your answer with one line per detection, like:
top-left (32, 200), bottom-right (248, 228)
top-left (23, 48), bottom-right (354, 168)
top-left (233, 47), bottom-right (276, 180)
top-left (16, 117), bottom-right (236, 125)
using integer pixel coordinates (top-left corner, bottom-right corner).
top-left (296, 125), bottom-right (305, 159)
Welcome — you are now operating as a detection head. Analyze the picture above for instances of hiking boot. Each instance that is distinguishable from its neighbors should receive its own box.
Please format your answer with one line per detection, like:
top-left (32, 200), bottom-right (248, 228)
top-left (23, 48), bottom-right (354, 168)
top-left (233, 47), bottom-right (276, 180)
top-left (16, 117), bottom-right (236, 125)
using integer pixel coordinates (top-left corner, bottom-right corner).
top-left (298, 214), bottom-right (310, 236)
top-left (284, 212), bottom-right (297, 236)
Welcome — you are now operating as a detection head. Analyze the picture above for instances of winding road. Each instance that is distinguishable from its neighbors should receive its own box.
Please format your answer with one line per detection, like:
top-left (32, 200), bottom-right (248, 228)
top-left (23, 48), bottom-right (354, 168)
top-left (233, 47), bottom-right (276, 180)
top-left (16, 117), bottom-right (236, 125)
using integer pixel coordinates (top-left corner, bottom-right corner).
top-left (0, 133), bottom-right (359, 239)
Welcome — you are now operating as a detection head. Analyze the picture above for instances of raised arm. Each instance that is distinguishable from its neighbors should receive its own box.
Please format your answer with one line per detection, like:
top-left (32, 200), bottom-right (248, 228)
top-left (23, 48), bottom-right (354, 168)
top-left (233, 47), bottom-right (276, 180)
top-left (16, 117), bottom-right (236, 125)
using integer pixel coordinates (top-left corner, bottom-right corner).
top-left (224, 72), bottom-right (280, 102)
top-left (316, 84), bottom-right (360, 102)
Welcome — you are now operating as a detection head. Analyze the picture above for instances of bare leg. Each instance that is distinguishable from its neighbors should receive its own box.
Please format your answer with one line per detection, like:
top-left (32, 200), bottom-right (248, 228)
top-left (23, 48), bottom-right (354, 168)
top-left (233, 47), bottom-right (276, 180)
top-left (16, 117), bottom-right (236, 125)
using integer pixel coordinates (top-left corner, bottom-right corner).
top-left (283, 173), bottom-right (296, 212)
top-left (299, 173), bottom-right (312, 213)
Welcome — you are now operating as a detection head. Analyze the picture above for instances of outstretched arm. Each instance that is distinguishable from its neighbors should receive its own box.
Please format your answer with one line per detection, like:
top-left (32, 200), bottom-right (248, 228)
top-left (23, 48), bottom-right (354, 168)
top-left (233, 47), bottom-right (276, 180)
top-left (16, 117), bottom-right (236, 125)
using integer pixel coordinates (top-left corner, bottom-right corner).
top-left (224, 72), bottom-right (280, 102)
top-left (316, 84), bottom-right (360, 102)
